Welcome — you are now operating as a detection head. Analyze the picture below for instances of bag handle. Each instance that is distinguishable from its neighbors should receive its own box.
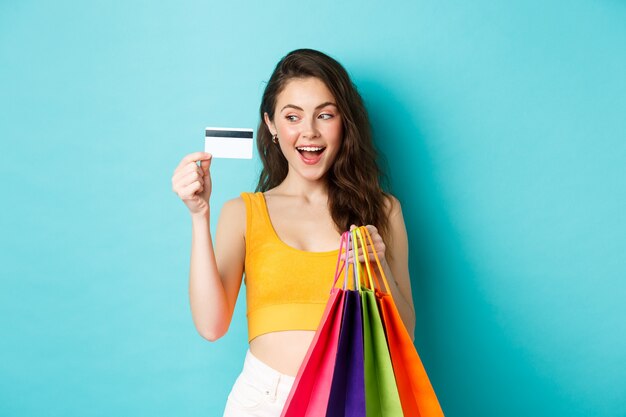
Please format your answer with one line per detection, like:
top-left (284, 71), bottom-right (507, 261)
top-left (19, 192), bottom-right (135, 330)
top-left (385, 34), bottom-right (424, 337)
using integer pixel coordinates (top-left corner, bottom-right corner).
top-left (362, 226), bottom-right (393, 298)
top-left (332, 231), bottom-right (348, 291)
top-left (343, 231), bottom-right (354, 291)
top-left (354, 226), bottom-right (394, 301)
top-left (350, 228), bottom-right (366, 291)
top-left (347, 229), bottom-right (362, 292)
top-left (330, 231), bottom-right (361, 292)
top-left (351, 228), bottom-right (367, 288)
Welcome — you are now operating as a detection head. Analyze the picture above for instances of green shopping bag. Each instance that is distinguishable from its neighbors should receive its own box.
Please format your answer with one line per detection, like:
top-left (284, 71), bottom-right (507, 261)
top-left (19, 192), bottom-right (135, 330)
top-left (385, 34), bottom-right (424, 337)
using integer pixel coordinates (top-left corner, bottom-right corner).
top-left (361, 227), bottom-right (445, 417)
top-left (352, 227), bottom-right (403, 417)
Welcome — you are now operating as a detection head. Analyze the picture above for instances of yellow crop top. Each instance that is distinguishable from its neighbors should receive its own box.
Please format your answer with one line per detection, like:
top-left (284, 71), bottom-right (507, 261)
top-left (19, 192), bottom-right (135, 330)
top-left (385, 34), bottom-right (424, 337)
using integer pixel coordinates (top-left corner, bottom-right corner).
top-left (241, 192), bottom-right (340, 342)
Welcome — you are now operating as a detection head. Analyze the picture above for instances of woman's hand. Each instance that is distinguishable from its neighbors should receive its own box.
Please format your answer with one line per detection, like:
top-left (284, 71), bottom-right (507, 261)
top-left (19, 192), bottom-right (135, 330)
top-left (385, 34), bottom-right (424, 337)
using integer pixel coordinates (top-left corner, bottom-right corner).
top-left (347, 224), bottom-right (387, 266)
top-left (171, 152), bottom-right (213, 215)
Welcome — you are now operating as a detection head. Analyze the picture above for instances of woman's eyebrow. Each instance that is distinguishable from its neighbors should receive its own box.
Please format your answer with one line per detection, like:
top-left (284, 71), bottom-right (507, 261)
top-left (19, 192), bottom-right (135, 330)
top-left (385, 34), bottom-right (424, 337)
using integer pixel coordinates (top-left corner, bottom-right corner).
top-left (280, 102), bottom-right (337, 112)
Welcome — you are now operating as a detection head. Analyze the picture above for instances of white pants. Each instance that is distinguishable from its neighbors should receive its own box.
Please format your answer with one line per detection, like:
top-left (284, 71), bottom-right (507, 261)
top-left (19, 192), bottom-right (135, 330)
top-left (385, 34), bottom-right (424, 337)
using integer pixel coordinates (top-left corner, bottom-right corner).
top-left (223, 350), bottom-right (296, 417)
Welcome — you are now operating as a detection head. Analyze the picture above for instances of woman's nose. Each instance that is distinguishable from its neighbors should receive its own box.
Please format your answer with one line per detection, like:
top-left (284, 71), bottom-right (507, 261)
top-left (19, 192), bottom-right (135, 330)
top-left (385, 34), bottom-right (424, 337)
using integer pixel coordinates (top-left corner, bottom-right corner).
top-left (301, 117), bottom-right (320, 139)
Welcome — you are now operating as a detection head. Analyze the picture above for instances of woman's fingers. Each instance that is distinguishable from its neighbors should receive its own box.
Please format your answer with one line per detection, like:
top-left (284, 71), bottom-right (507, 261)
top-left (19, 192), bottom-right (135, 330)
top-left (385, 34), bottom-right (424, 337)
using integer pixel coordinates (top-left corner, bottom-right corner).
top-left (172, 153), bottom-right (211, 181)
top-left (172, 168), bottom-right (208, 212)
top-left (171, 152), bottom-right (213, 215)
top-left (173, 167), bottom-right (204, 195)
top-left (178, 180), bottom-right (204, 200)
top-left (346, 225), bottom-right (386, 264)
top-left (346, 246), bottom-right (380, 262)
top-left (365, 225), bottom-right (378, 234)
top-left (199, 156), bottom-right (212, 177)
top-left (175, 151), bottom-right (212, 171)
top-left (173, 160), bottom-right (205, 184)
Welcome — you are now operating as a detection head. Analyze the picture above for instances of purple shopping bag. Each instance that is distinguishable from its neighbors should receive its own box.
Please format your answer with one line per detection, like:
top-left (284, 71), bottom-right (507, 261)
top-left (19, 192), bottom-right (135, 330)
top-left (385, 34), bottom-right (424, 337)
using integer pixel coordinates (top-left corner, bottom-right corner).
top-left (326, 232), bottom-right (366, 417)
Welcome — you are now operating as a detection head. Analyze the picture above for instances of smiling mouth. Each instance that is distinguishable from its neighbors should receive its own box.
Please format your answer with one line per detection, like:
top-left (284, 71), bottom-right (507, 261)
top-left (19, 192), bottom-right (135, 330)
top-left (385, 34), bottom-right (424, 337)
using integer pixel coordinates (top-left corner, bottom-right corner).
top-left (296, 146), bottom-right (326, 164)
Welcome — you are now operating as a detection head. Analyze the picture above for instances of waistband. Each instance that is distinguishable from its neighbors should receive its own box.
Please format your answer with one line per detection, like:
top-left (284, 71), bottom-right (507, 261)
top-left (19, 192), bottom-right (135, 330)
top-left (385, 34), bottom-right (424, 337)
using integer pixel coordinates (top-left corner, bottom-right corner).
top-left (243, 349), bottom-right (296, 393)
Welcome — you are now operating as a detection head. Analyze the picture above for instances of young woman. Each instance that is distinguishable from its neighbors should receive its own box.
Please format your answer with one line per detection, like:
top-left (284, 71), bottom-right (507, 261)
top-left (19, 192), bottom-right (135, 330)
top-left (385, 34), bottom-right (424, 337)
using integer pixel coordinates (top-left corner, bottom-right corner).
top-left (171, 49), bottom-right (416, 416)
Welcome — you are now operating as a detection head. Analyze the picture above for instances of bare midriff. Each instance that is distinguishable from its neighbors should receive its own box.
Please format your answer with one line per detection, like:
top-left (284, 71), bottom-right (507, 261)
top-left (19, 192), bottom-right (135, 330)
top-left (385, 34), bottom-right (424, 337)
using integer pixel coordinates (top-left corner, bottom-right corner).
top-left (249, 330), bottom-right (316, 376)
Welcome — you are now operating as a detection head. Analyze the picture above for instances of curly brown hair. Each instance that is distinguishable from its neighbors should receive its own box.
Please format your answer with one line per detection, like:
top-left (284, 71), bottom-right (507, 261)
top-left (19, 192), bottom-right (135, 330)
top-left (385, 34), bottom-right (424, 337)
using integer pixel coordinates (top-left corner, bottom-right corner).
top-left (255, 48), bottom-right (391, 243)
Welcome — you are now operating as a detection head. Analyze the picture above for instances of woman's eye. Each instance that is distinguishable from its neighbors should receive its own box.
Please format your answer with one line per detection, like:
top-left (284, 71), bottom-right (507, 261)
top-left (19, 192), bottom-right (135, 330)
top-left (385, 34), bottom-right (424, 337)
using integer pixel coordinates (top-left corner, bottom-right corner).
top-left (286, 115), bottom-right (299, 122)
top-left (319, 113), bottom-right (334, 120)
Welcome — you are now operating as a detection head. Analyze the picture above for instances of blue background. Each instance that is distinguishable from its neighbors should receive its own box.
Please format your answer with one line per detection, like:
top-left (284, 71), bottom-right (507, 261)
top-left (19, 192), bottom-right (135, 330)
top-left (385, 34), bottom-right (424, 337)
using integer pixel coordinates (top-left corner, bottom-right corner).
top-left (1, 0), bottom-right (625, 416)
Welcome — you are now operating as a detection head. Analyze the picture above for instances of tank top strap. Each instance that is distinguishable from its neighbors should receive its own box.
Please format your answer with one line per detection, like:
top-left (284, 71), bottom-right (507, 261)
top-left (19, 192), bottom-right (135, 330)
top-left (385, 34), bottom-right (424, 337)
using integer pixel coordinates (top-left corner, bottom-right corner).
top-left (240, 192), bottom-right (272, 252)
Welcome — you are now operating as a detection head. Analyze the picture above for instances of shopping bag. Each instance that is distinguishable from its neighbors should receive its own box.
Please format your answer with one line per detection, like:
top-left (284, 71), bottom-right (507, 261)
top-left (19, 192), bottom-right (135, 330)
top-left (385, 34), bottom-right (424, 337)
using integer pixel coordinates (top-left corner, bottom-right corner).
top-left (327, 232), bottom-right (366, 417)
top-left (281, 233), bottom-right (349, 417)
top-left (361, 227), bottom-right (445, 417)
top-left (354, 227), bottom-right (404, 417)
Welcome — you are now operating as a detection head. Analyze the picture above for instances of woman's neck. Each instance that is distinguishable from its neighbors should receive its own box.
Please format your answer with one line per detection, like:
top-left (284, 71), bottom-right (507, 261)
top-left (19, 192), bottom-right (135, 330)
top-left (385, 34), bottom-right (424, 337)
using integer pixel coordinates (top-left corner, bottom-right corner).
top-left (272, 172), bottom-right (329, 201)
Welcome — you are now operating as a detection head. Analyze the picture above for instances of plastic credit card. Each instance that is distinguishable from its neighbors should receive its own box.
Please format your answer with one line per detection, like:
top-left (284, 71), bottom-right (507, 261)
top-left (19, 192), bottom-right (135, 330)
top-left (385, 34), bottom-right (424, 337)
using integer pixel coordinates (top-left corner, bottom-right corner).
top-left (204, 127), bottom-right (253, 159)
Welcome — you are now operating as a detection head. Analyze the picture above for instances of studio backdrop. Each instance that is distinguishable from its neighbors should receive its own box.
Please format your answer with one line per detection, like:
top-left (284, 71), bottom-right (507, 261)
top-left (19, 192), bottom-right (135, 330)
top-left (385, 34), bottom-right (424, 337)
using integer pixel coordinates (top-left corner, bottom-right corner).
top-left (1, 1), bottom-right (624, 416)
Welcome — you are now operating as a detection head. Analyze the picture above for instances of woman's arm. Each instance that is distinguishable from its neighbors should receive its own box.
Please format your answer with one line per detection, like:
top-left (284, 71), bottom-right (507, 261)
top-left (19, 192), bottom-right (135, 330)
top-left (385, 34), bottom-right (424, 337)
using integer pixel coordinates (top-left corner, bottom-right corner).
top-left (350, 196), bottom-right (416, 339)
top-left (171, 152), bottom-right (246, 342)
top-left (379, 198), bottom-right (416, 339)
top-left (188, 198), bottom-right (246, 341)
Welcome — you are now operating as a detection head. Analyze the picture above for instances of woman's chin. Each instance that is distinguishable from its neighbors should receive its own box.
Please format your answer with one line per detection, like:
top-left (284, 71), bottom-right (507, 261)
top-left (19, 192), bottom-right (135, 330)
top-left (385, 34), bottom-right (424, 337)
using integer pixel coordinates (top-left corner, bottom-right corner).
top-left (289, 166), bottom-right (330, 183)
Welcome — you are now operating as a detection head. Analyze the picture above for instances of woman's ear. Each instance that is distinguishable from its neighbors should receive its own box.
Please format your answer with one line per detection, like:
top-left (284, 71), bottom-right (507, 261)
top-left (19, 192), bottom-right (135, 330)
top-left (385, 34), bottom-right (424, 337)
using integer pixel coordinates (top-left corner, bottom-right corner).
top-left (263, 112), bottom-right (275, 136)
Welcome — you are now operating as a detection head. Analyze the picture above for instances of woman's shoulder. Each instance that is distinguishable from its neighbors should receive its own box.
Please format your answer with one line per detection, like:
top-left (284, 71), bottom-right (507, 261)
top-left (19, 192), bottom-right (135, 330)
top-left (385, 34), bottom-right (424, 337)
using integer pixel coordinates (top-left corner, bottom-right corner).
top-left (383, 193), bottom-right (402, 217)
top-left (219, 195), bottom-right (247, 220)
top-left (222, 191), bottom-right (263, 206)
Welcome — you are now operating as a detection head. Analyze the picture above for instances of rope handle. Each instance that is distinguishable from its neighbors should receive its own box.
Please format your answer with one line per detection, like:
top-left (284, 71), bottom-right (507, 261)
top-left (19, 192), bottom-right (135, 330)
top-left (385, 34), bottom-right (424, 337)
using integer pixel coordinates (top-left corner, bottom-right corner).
top-left (353, 226), bottom-right (394, 302)
top-left (332, 230), bottom-right (361, 292)
top-left (331, 231), bottom-right (348, 291)
top-left (347, 231), bottom-right (361, 291)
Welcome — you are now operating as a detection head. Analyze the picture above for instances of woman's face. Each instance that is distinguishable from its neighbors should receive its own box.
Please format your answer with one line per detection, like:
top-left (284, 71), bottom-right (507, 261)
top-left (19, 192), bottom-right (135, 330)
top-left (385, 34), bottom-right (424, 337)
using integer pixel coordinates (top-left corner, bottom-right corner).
top-left (264, 77), bottom-right (343, 183)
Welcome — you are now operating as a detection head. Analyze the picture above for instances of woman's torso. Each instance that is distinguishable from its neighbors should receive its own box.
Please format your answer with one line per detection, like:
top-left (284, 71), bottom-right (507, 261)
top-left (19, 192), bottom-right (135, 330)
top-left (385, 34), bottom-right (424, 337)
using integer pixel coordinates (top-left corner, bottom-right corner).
top-left (243, 190), bottom-right (342, 376)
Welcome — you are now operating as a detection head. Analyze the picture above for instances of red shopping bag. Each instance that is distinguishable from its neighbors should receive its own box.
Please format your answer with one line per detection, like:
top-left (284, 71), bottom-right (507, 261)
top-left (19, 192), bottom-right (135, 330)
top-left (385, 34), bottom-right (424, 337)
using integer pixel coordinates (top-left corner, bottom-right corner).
top-left (281, 233), bottom-right (349, 417)
top-left (361, 227), bottom-right (445, 417)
